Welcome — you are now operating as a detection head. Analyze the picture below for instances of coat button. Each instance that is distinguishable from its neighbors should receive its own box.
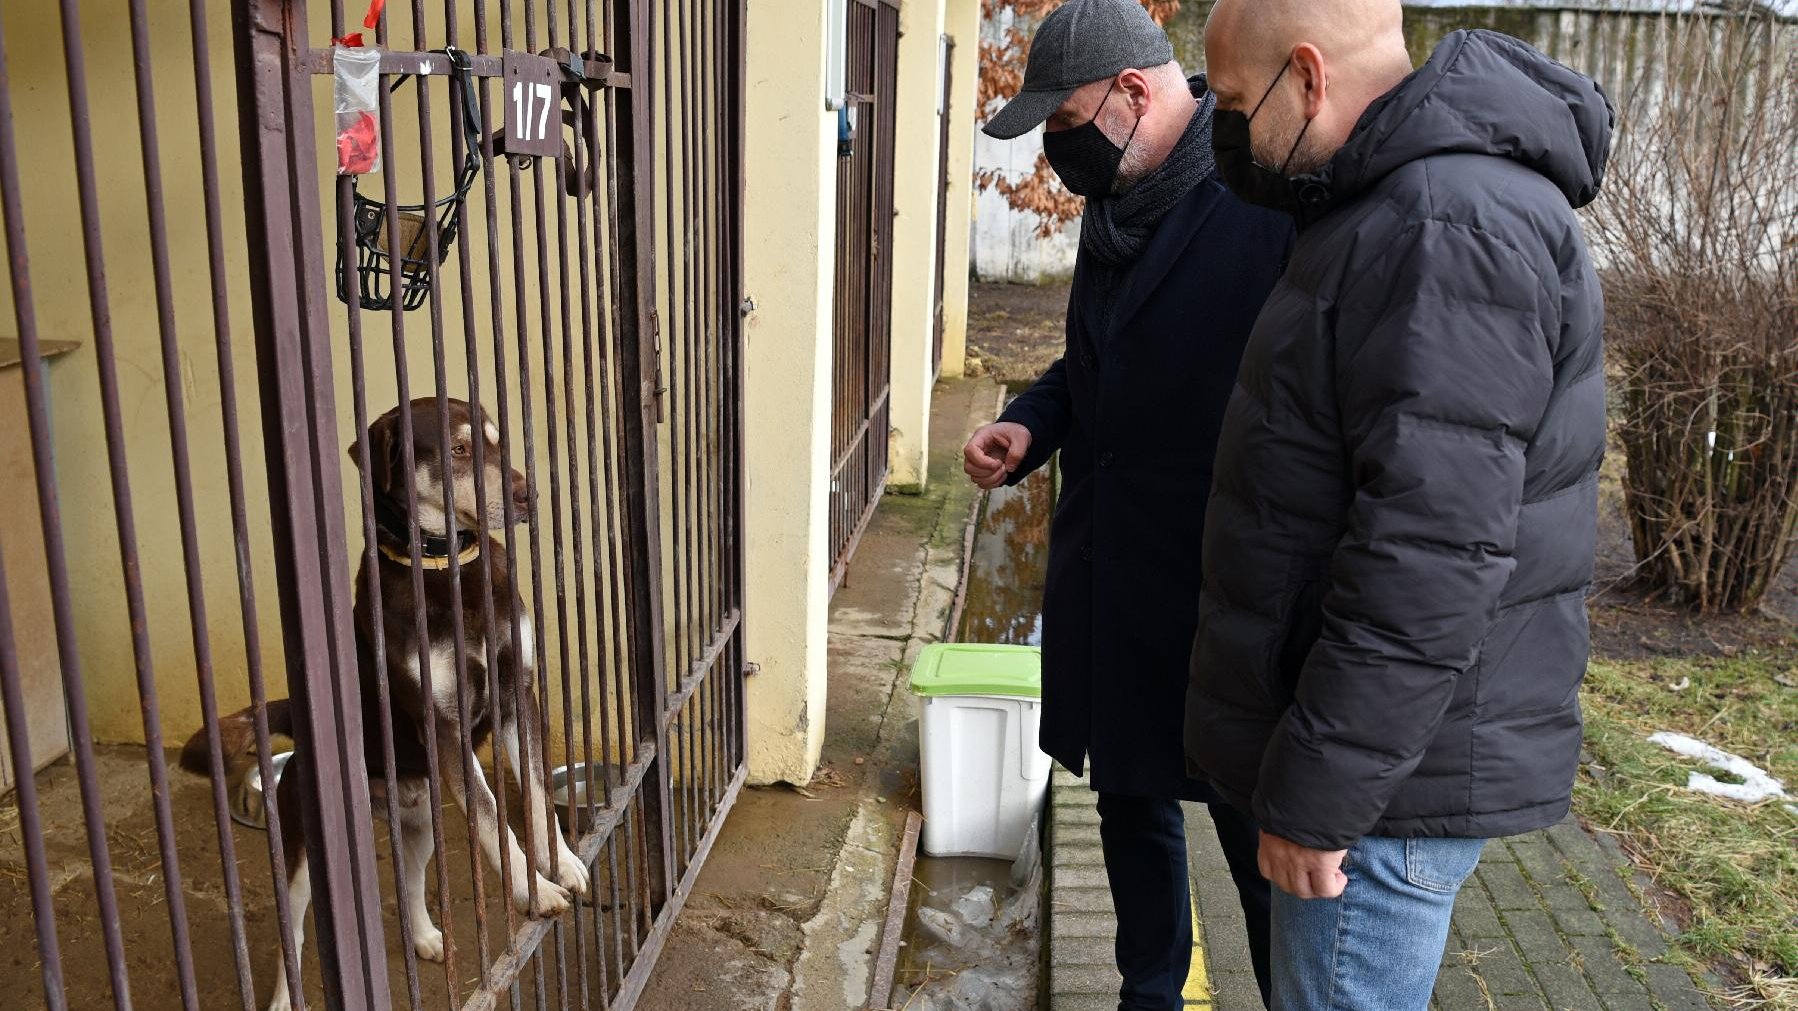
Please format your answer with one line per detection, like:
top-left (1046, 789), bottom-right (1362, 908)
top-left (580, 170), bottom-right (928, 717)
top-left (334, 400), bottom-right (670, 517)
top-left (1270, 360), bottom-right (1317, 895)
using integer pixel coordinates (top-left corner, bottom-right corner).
top-left (1080, 351), bottom-right (1096, 368)
top-left (1080, 545), bottom-right (1094, 562)
top-left (1098, 450), bottom-right (1115, 468)
top-left (1299, 181), bottom-right (1329, 204)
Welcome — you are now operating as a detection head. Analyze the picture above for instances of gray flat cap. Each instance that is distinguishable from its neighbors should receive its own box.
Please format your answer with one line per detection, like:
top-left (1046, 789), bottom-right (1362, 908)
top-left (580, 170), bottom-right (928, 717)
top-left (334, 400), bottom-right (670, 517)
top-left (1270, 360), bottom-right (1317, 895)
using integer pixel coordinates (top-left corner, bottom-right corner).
top-left (982, 0), bottom-right (1175, 140)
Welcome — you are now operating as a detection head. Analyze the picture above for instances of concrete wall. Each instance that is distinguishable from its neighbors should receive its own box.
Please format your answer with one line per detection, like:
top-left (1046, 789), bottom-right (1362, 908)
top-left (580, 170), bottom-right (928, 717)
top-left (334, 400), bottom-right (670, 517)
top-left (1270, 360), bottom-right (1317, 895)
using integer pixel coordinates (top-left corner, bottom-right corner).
top-left (936, 0), bottom-right (982, 379)
top-left (740, 0), bottom-right (837, 785)
top-left (885, 0), bottom-right (949, 493)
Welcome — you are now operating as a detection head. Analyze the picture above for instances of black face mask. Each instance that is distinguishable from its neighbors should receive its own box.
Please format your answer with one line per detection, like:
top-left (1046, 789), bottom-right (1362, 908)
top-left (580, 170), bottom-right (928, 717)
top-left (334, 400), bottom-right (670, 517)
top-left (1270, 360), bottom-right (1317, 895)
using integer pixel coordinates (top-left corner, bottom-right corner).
top-left (1211, 61), bottom-right (1313, 214)
top-left (1043, 84), bottom-right (1140, 198)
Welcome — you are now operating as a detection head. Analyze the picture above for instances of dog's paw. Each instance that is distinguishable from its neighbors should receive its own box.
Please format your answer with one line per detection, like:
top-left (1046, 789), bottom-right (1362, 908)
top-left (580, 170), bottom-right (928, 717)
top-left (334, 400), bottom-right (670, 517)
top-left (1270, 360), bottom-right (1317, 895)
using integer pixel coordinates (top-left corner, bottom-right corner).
top-left (413, 925), bottom-right (446, 963)
top-left (515, 873), bottom-right (571, 918)
top-left (556, 846), bottom-right (591, 898)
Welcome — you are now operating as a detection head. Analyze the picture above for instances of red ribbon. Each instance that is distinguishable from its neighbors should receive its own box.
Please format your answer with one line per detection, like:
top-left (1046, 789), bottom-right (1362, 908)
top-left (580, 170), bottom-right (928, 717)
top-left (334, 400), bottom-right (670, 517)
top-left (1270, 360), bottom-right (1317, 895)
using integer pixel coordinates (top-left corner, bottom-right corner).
top-left (334, 0), bottom-right (386, 47)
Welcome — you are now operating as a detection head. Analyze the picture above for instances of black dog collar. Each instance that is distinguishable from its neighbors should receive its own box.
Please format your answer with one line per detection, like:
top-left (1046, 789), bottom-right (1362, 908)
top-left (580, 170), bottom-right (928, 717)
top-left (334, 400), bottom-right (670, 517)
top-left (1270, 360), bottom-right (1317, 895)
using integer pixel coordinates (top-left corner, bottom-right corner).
top-left (372, 492), bottom-right (479, 566)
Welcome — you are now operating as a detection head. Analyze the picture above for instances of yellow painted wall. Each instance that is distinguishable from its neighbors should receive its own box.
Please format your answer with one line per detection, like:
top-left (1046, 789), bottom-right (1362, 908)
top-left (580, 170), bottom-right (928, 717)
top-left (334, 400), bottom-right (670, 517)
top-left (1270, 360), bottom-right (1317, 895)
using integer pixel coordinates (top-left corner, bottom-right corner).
top-left (885, 0), bottom-right (948, 493)
top-left (938, 0), bottom-right (980, 379)
top-left (739, 0), bottom-right (837, 785)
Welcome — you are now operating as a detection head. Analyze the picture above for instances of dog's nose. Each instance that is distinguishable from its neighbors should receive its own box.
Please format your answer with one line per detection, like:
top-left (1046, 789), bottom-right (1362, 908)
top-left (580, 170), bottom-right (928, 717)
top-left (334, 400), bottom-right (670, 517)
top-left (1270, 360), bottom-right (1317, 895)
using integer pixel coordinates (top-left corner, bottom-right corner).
top-left (512, 482), bottom-right (532, 509)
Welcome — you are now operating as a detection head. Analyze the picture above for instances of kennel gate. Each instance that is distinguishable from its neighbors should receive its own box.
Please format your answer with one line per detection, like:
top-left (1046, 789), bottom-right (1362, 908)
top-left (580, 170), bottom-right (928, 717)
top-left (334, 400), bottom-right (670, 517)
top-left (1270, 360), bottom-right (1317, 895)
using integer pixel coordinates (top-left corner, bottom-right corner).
top-left (0, 0), bottom-right (745, 1007)
top-left (827, 0), bottom-right (899, 595)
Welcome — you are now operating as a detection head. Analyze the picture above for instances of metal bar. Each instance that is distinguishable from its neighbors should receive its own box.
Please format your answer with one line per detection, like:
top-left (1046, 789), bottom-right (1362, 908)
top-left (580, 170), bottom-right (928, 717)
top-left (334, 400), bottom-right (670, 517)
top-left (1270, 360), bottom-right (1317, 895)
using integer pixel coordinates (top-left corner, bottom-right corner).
top-left (461, 738), bottom-right (659, 1011)
top-left (337, 172), bottom-right (428, 1011)
top-left (53, 0), bottom-right (205, 1003)
top-left (0, 14), bottom-right (120, 1009)
top-left (865, 811), bottom-right (923, 1011)
top-left (366, 6), bottom-right (467, 1004)
top-left (552, 3), bottom-right (600, 1007)
top-left (444, 0), bottom-right (505, 984)
top-left (827, 474), bottom-right (889, 600)
top-left (615, 0), bottom-right (677, 916)
top-left (729, 0), bottom-right (749, 775)
top-left (0, 551), bottom-right (67, 1008)
top-left (121, 0), bottom-right (258, 1002)
top-left (608, 765), bottom-right (746, 1010)
top-left (183, 0), bottom-right (308, 999)
top-left (658, 610), bottom-right (742, 731)
top-left (232, 0), bottom-right (393, 1003)
top-left (663, 0), bottom-right (697, 868)
top-left (593, 6), bottom-right (639, 987)
top-left (300, 46), bottom-right (632, 85)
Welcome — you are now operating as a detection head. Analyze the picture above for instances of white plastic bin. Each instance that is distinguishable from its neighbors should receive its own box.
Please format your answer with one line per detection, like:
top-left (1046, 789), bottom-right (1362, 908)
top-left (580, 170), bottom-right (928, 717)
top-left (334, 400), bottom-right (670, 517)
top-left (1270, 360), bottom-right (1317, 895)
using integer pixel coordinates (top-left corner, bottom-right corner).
top-left (910, 643), bottom-right (1051, 859)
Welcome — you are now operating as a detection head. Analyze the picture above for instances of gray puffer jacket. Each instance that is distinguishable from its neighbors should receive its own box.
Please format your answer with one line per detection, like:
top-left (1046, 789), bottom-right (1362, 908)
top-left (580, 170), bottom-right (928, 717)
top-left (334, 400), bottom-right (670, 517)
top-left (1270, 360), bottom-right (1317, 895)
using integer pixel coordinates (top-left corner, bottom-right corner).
top-left (1184, 30), bottom-right (1613, 851)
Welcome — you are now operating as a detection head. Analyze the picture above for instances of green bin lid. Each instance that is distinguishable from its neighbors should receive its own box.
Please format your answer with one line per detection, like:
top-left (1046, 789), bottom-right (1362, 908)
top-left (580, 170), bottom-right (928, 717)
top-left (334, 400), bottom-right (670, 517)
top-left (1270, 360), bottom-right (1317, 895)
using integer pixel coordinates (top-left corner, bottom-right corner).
top-left (909, 642), bottom-right (1042, 699)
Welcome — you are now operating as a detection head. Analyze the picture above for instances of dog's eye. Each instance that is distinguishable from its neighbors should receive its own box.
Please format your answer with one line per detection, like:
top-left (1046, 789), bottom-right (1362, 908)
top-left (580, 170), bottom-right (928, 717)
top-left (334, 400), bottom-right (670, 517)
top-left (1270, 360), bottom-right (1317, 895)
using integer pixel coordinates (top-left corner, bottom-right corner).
top-left (451, 442), bottom-right (470, 458)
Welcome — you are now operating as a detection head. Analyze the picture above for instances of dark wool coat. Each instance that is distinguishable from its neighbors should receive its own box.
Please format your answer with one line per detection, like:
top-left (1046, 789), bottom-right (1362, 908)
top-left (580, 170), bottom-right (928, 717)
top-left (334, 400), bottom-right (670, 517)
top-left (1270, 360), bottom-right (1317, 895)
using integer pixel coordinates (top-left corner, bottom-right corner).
top-left (1185, 31), bottom-right (1614, 849)
top-left (1000, 175), bottom-right (1293, 800)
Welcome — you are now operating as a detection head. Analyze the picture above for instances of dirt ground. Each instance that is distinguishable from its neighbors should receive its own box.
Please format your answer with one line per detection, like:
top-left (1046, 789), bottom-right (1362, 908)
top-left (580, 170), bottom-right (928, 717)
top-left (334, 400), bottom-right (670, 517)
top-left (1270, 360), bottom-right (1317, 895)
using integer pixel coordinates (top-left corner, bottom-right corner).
top-left (963, 281), bottom-right (1072, 388)
top-left (965, 280), bottom-right (1798, 662)
top-left (0, 744), bottom-right (665, 1011)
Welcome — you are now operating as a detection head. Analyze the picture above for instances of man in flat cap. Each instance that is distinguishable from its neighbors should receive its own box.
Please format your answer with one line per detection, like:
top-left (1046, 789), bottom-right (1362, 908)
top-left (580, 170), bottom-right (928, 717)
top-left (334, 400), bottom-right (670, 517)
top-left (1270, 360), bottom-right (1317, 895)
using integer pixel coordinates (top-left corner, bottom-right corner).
top-left (963, 0), bottom-right (1291, 1005)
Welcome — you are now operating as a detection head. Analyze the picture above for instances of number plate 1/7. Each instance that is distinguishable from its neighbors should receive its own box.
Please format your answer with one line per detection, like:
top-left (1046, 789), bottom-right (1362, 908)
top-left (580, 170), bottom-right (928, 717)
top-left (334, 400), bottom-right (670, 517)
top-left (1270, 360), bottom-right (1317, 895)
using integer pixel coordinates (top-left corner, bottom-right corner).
top-left (503, 51), bottom-right (562, 158)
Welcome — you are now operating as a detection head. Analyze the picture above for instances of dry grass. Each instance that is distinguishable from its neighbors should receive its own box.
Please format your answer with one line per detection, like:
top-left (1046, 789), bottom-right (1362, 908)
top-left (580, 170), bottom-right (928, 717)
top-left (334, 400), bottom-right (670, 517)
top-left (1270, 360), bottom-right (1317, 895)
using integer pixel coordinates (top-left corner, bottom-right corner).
top-left (1576, 650), bottom-right (1798, 1008)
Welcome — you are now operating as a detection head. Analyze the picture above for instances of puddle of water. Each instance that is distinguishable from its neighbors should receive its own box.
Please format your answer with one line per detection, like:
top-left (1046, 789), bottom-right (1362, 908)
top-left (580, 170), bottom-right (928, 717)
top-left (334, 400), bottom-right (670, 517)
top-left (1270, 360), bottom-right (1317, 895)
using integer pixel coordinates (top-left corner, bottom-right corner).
top-left (957, 465), bottom-right (1055, 645)
top-left (891, 458), bottom-right (1056, 1010)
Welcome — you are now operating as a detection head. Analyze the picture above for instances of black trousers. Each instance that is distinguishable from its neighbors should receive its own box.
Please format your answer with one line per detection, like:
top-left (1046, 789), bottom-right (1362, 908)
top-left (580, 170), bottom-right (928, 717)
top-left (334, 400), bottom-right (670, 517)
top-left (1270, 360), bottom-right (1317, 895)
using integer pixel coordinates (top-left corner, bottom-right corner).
top-left (1096, 793), bottom-right (1272, 1010)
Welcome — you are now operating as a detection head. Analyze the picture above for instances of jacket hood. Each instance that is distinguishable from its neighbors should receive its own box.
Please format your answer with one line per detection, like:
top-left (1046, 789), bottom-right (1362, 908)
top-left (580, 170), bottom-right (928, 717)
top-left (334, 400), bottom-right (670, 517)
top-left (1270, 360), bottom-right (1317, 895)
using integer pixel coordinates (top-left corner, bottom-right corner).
top-left (1297, 30), bottom-right (1614, 218)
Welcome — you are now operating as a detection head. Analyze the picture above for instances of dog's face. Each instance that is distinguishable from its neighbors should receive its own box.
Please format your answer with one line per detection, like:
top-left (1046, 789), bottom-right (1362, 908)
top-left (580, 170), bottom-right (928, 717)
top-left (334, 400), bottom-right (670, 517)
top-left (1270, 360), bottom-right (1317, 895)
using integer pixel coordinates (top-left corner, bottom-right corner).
top-left (350, 397), bottom-right (531, 533)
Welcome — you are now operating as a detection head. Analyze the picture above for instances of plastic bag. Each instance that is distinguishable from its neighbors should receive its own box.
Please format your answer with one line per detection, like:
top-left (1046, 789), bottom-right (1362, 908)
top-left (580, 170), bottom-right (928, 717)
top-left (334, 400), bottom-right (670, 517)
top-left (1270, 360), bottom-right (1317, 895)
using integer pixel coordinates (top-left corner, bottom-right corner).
top-left (335, 46), bottom-right (382, 176)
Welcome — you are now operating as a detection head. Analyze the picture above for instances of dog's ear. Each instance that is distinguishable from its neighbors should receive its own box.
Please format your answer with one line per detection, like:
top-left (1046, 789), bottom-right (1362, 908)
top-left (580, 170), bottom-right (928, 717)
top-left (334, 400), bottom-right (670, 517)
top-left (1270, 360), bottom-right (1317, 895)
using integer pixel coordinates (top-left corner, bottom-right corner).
top-left (348, 414), bottom-right (400, 495)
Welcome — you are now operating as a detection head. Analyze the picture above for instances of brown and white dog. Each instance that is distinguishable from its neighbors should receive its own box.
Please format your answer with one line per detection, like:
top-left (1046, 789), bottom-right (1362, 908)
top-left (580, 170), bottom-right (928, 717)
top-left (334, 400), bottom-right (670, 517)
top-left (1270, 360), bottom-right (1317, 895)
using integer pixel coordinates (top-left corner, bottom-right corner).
top-left (182, 397), bottom-right (588, 1011)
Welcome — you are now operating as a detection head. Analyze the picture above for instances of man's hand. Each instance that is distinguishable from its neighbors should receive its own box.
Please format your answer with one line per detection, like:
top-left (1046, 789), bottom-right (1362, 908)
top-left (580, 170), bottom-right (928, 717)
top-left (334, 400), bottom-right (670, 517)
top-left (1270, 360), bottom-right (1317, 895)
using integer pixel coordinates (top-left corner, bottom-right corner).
top-left (963, 422), bottom-right (1032, 490)
top-left (1258, 830), bottom-right (1349, 899)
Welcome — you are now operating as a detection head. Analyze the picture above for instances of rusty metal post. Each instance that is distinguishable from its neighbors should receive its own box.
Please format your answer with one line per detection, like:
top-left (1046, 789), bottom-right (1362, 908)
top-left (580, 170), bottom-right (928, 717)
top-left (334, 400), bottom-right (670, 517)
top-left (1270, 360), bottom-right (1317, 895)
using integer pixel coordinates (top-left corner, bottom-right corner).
top-left (230, 0), bottom-right (394, 1007)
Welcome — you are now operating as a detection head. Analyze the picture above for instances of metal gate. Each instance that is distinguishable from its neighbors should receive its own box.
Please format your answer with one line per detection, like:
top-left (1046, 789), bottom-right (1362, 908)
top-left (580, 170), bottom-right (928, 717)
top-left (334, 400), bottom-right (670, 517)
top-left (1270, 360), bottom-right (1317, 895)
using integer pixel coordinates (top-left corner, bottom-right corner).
top-left (828, 0), bottom-right (899, 593)
top-left (0, 0), bottom-right (743, 1006)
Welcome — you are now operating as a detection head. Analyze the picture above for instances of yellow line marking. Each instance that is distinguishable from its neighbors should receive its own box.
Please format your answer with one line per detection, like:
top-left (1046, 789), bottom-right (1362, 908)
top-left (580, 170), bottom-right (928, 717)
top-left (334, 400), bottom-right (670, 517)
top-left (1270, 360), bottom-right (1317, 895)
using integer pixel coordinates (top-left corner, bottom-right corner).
top-left (1182, 894), bottom-right (1212, 1004)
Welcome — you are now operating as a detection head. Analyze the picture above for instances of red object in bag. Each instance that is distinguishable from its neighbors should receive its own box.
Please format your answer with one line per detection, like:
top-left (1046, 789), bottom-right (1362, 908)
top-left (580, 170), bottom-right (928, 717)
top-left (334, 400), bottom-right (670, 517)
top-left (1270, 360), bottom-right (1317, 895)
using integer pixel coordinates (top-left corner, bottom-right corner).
top-left (337, 111), bottom-right (380, 176)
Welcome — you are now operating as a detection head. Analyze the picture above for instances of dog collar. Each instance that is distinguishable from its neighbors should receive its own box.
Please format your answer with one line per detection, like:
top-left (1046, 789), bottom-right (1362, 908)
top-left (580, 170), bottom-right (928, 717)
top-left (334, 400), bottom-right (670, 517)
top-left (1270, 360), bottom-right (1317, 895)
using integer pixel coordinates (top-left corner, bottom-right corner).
top-left (377, 537), bottom-right (482, 570)
top-left (372, 492), bottom-right (481, 569)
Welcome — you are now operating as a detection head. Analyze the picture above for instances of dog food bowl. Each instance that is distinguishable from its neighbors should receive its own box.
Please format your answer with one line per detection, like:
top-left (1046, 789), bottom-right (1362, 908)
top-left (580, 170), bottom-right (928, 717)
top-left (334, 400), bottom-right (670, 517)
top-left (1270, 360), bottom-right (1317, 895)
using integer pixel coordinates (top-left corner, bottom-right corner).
top-left (552, 763), bottom-right (621, 835)
top-left (231, 751), bottom-right (292, 830)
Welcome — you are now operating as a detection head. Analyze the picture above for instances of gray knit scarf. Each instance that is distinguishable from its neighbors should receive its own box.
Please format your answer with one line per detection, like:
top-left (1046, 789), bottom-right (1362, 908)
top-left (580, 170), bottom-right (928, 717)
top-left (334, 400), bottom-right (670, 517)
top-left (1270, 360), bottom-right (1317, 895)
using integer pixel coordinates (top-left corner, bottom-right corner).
top-left (1080, 76), bottom-right (1216, 268)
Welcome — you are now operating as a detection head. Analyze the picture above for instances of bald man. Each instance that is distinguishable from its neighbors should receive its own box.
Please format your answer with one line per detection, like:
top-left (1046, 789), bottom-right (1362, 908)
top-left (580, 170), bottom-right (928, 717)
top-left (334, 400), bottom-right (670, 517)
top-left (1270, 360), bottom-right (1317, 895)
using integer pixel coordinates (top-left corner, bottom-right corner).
top-left (1184, 1), bottom-right (1612, 1007)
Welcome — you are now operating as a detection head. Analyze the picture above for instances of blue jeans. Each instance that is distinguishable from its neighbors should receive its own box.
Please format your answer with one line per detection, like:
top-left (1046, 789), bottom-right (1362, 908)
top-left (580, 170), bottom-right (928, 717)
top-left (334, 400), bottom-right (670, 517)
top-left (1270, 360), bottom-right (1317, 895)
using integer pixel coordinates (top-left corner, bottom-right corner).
top-left (1271, 835), bottom-right (1485, 1011)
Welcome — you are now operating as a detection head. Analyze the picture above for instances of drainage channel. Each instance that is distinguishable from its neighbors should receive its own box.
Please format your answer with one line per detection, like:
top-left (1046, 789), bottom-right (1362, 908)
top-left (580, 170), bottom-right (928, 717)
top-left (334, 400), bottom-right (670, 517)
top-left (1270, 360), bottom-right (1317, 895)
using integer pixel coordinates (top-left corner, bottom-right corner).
top-left (889, 460), bottom-right (1055, 1011)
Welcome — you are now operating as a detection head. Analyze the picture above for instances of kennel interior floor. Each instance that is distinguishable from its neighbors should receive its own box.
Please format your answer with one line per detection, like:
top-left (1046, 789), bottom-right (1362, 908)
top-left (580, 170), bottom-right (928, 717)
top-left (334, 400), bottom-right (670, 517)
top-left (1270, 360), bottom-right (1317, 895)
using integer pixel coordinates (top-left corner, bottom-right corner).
top-left (1, 744), bottom-right (666, 1011)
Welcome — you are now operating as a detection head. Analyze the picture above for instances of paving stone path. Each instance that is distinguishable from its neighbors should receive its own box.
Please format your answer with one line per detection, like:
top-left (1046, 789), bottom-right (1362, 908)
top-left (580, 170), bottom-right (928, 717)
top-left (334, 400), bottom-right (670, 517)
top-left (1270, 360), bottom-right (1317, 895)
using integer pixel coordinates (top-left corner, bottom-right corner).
top-left (1047, 767), bottom-right (1721, 1011)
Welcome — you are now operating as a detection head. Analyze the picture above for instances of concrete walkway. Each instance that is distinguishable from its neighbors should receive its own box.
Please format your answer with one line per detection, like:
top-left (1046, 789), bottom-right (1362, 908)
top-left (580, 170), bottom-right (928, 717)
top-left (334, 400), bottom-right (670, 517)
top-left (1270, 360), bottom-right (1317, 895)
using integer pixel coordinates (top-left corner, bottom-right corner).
top-left (636, 378), bottom-right (993, 1011)
top-left (1049, 767), bottom-right (1722, 1011)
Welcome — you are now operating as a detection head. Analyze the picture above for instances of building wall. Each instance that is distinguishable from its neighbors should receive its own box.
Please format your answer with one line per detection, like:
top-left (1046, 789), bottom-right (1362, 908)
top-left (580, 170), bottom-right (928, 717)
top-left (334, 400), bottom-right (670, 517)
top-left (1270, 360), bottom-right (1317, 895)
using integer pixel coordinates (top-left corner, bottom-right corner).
top-left (739, 0), bottom-right (837, 785)
top-left (885, 0), bottom-right (949, 493)
top-left (935, 0), bottom-right (982, 378)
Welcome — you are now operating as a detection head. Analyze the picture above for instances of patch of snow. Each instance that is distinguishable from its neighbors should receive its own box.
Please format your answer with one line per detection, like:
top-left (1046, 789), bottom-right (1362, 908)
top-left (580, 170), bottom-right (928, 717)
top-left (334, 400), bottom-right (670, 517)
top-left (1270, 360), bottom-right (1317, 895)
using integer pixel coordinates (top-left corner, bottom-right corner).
top-left (1648, 731), bottom-right (1789, 804)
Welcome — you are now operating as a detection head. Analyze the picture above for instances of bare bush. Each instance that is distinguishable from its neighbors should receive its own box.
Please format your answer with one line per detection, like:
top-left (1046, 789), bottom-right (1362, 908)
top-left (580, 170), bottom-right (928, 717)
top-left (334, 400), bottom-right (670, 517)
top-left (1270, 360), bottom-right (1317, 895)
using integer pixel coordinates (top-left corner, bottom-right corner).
top-left (1584, 10), bottom-right (1798, 612)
